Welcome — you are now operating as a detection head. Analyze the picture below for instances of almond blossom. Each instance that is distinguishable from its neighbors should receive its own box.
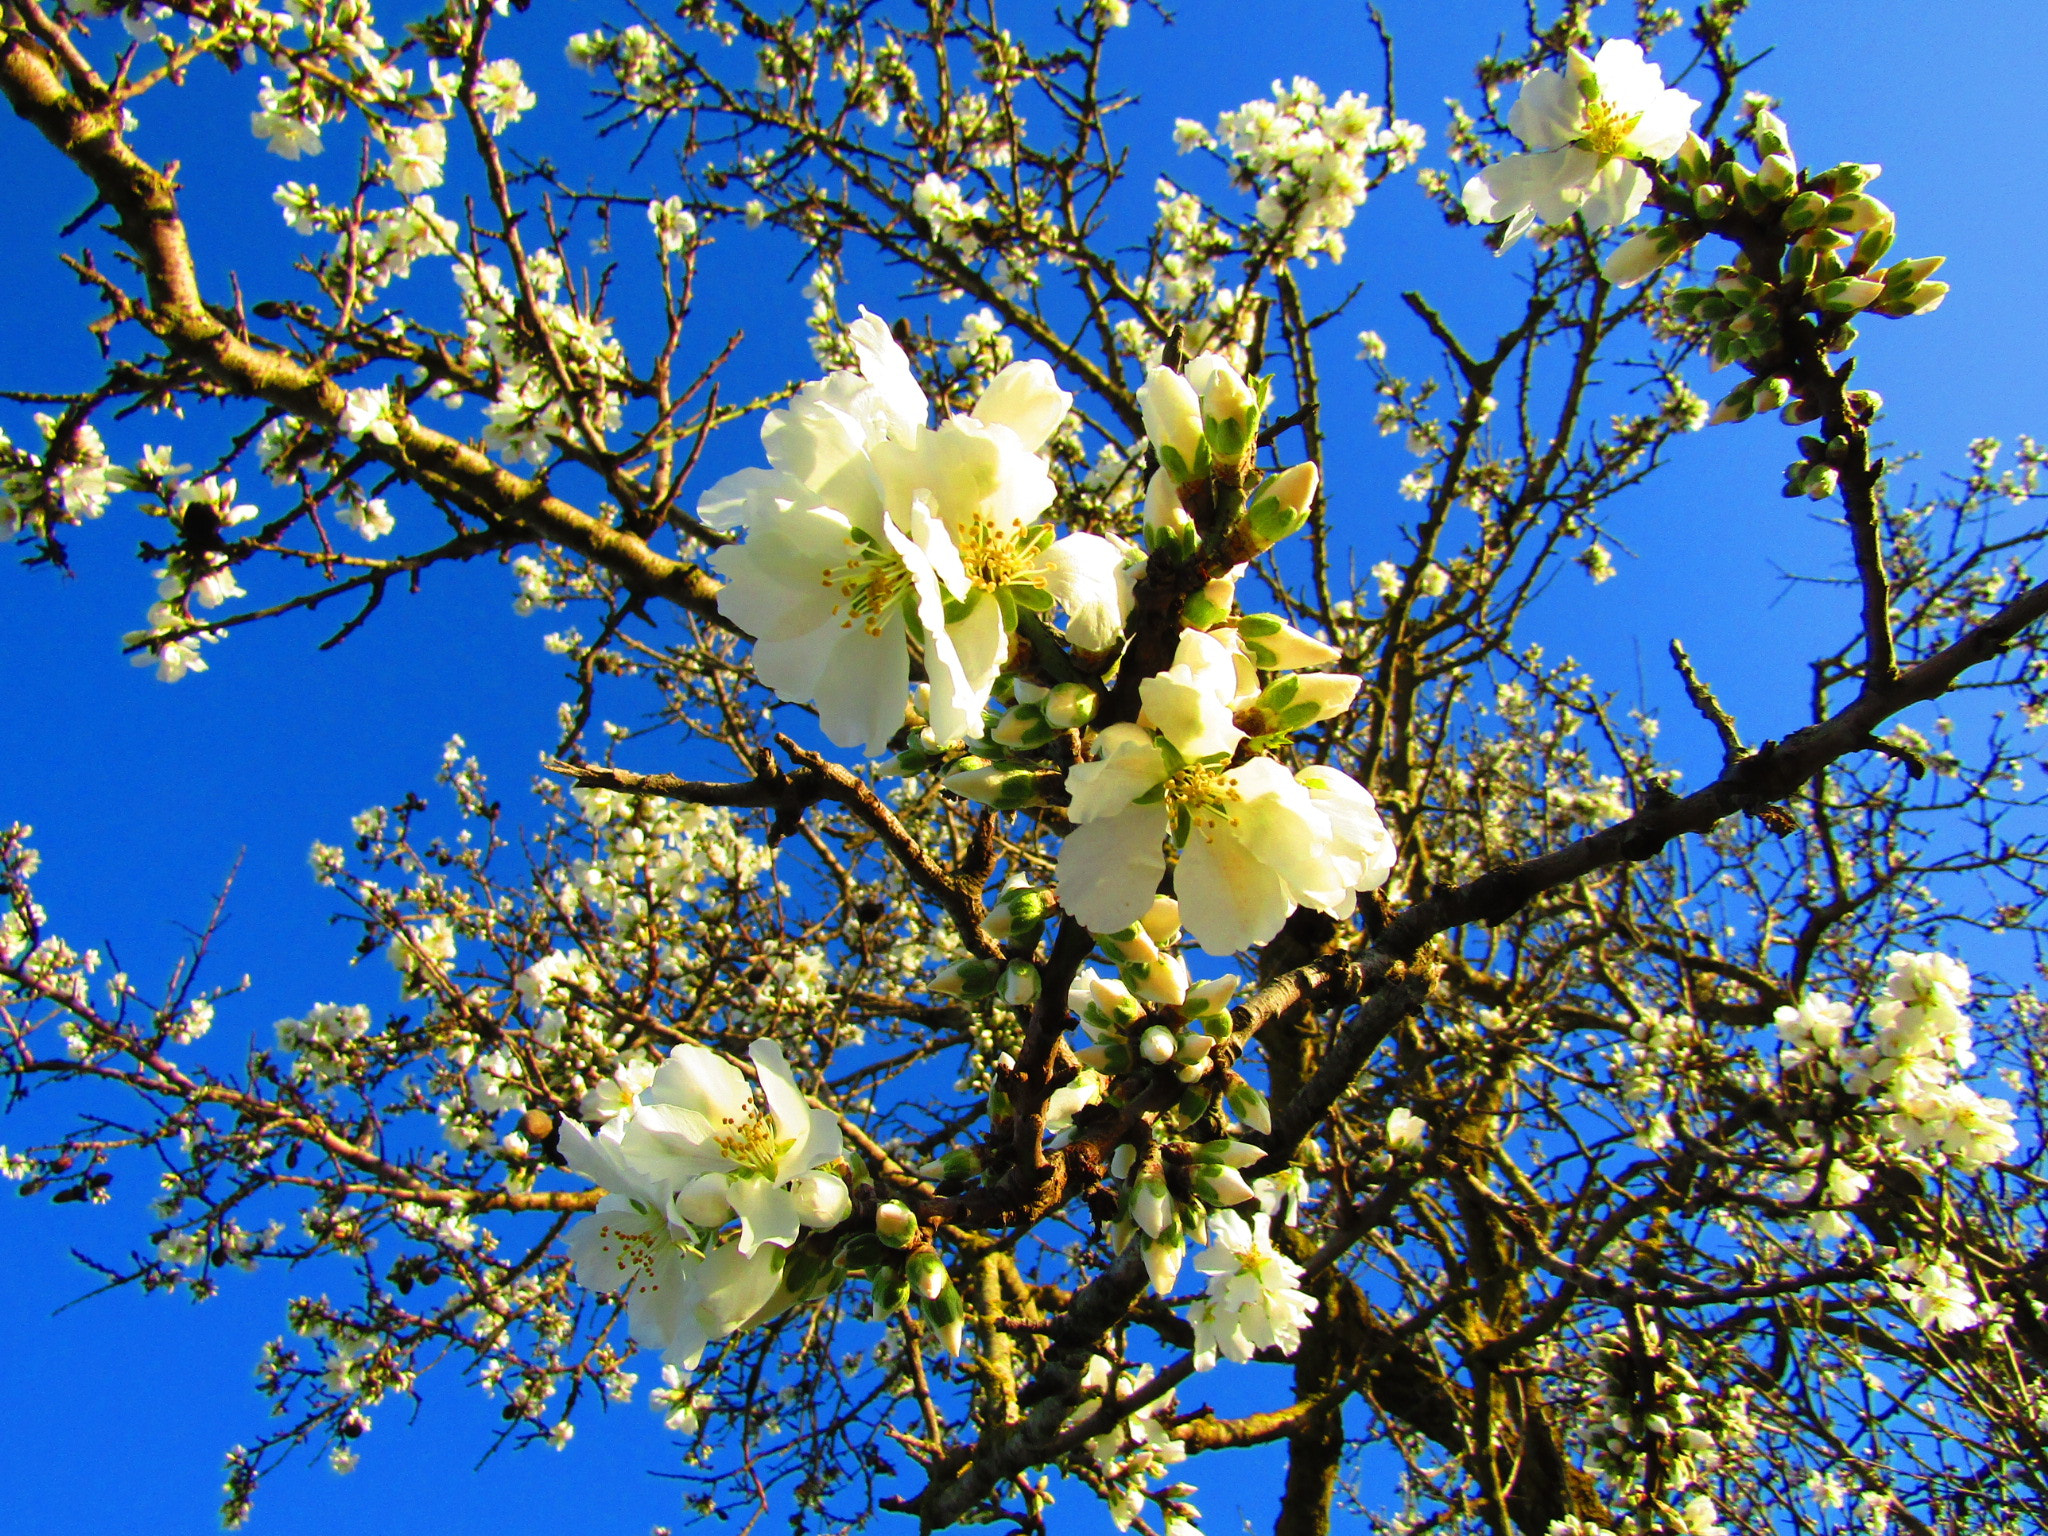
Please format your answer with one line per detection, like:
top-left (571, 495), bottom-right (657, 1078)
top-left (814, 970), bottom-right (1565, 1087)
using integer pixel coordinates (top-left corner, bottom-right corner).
top-left (618, 1039), bottom-right (851, 1256)
top-left (1462, 39), bottom-right (1698, 247)
top-left (706, 310), bottom-right (1125, 754)
top-left (1056, 628), bottom-right (1393, 953)
top-left (1187, 1208), bottom-right (1318, 1369)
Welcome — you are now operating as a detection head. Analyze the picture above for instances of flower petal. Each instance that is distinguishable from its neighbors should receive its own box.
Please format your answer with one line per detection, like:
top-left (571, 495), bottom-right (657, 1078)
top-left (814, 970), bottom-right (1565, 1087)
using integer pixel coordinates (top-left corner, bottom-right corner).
top-left (1057, 805), bottom-right (1170, 934)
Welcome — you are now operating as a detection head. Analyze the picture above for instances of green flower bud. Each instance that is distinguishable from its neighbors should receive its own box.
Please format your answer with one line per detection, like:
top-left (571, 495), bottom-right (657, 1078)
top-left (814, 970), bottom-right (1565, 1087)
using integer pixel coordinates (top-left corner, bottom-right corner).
top-left (985, 885), bottom-right (1052, 942)
top-left (1139, 366), bottom-right (1205, 485)
top-left (868, 1262), bottom-right (909, 1317)
top-left (1192, 1162), bottom-right (1256, 1206)
top-left (1074, 1037), bottom-right (1130, 1073)
top-left (942, 763), bottom-right (1059, 810)
top-left (991, 702), bottom-right (1057, 751)
top-left (1781, 189), bottom-right (1829, 234)
top-left (1817, 276), bottom-right (1883, 314)
top-left (1000, 962), bottom-right (1042, 1008)
top-left (1196, 1138), bottom-right (1264, 1168)
top-left (1191, 356), bottom-right (1260, 462)
top-left (1250, 671), bottom-right (1362, 733)
top-left (1241, 462), bottom-right (1318, 551)
top-left (875, 1201), bottom-right (919, 1249)
top-left (919, 1279), bottom-right (967, 1356)
top-left (1139, 894), bottom-right (1182, 946)
top-left (1041, 681), bottom-right (1098, 731)
top-left (906, 1247), bottom-right (949, 1301)
top-left (1755, 154), bottom-right (1796, 200)
top-left (1138, 1024), bottom-right (1178, 1065)
top-left (929, 957), bottom-right (1001, 1001)
top-left (1225, 1078), bottom-right (1272, 1134)
top-left (916, 1146), bottom-right (983, 1182)
top-left (1238, 612), bottom-right (1340, 670)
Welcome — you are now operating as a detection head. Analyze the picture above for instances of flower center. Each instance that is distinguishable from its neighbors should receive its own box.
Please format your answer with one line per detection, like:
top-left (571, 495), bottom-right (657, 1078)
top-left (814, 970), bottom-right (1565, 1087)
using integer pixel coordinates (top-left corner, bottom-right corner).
top-left (1575, 98), bottom-right (1644, 161)
top-left (821, 539), bottom-right (912, 636)
top-left (1165, 763), bottom-right (1240, 823)
top-left (952, 512), bottom-right (1038, 592)
top-left (712, 1110), bottom-right (787, 1178)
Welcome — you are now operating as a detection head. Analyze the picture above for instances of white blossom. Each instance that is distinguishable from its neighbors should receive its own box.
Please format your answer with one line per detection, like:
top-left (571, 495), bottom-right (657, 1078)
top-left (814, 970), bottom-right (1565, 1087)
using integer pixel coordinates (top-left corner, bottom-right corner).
top-left (1187, 1208), bottom-right (1317, 1368)
top-left (1462, 40), bottom-right (1698, 247)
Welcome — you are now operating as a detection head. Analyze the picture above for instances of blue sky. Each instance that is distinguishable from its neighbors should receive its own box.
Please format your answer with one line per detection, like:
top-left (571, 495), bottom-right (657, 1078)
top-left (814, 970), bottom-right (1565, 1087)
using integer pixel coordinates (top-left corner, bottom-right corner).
top-left (3, 2), bottom-right (2045, 1531)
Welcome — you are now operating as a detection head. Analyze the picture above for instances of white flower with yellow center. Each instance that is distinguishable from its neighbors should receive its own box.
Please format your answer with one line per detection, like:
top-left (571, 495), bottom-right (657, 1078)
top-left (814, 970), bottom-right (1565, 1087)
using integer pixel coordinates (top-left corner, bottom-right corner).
top-left (1187, 1208), bottom-right (1318, 1369)
top-left (619, 1039), bottom-right (851, 1257)
top-left (1462, 39), bottom-right (1698, 247)
top-left (706, 311), bottom-right (1121, 752)
top-left (559, 1116), bottom-right (701, 1353)
top-left (1056, 629), bottom-right (1394, 953)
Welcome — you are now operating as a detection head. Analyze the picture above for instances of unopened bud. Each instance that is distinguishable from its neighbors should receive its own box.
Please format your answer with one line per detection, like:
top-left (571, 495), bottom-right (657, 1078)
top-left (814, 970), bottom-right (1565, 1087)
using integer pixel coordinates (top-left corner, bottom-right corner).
top-left (1000, 962), bottom-right (1042, 1008)
top-left (985, 885), bottom-right (1052, 942)
top-left (919, 1278), bottom-right (967, 1355)
top-left (929, 957), bottom-right (1001, 1001)
top-left (1781, 189), bottom-right (1829, 233)
top-left (1242, 462), bottom-right (1318, 550)
top-left (1238, 612), bottom-right (1340, 670)
top-left (1675, 132), bottom-right (1712, 185)
top-left (1225, 1078), bottom-right (1272, 1135)
top-left (942, 763), bottom-right (1056, 810)
top-left (1173, 1031), bottom-right (1213, 1065)
top-left (1188, 354), bottom-right (1260, 462)
top-left (1181, 573), bottom-right (1239, 629)
top-left (1125, 954), bottom-right (1189, 1007)
top-left (991, 702), bottom-right (1056, 750)
top-left (1755, 154), bottom-right (1796, 200)
top-left (1143, 463), bottom-right (1194, 538)
top-left (1193, 1163), bottom-right (1256, 1206)
top-left (868, 1263), bottom-right (909, 1317)
top-left (1042, 682), bottom-right (1098, 730)
top-left (906, 1247), bottom-right (949, 1301)
top-left (1139, 367), bottom-right (1205, 484)
top-left (1096, 922), bottom-right (1161, 967)
top-left (1086, 973), bottom-right (1143, 1028)
top-left (1601, 227), bottom-right (1688, 289)
top-left (1817, 276), bottom-right (1883, 314)
top-left (1139, 1024), bottom-right (1179, 1065)
top-left (917, 1147), bottom-right (983, 1183)
top-left (1074, 1037), bottom-right (1130, 1073)
top-left (1139, 895), bottom-right (1182, 946)
top-left (875, 1201), bottom-right (918, 1249)
top-left (1196, 1138), bottom-right (1263, 1168)
top-left (1825, 191), bottom-right (1892, 233)
top-left (1250, 671), bottom-right (1362, 733)
top-left (1131, 1171), bottom-right (1173, 1237)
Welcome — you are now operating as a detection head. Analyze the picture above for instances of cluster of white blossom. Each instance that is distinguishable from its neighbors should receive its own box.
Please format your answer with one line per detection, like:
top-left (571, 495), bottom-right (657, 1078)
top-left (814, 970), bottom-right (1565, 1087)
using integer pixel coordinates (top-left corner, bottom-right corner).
top-left (560, 1038), bottom-right (853, 1369)
top-left (911, 173), bottom-right (989, 256)
top-left (565, 25), bottom-right (678, 103)
top-left (1575, 1321), bottom-right (1742, 1532)
top-left (452, 250), bottom-right (628, 465)
top-left (1462, 40), bottom-right (1699, 251)
top-left (274, 1002), bottom-right (374, 1084)
top-left (0, 413), bottom-right (118, 538)
top-left (1063, 1356), bottom-right (1198, 1533)
top-left (1187, 1207), bottom-right (1317, 1369)
top-left (564, 787), bottom-right (772, 940)
top-left (1773, 952), bottom-right (2019, 1242)
top-left (702, 310), bottom-right (1127, 754)
top-left (1179, 77), bottom-right (1424, 262)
